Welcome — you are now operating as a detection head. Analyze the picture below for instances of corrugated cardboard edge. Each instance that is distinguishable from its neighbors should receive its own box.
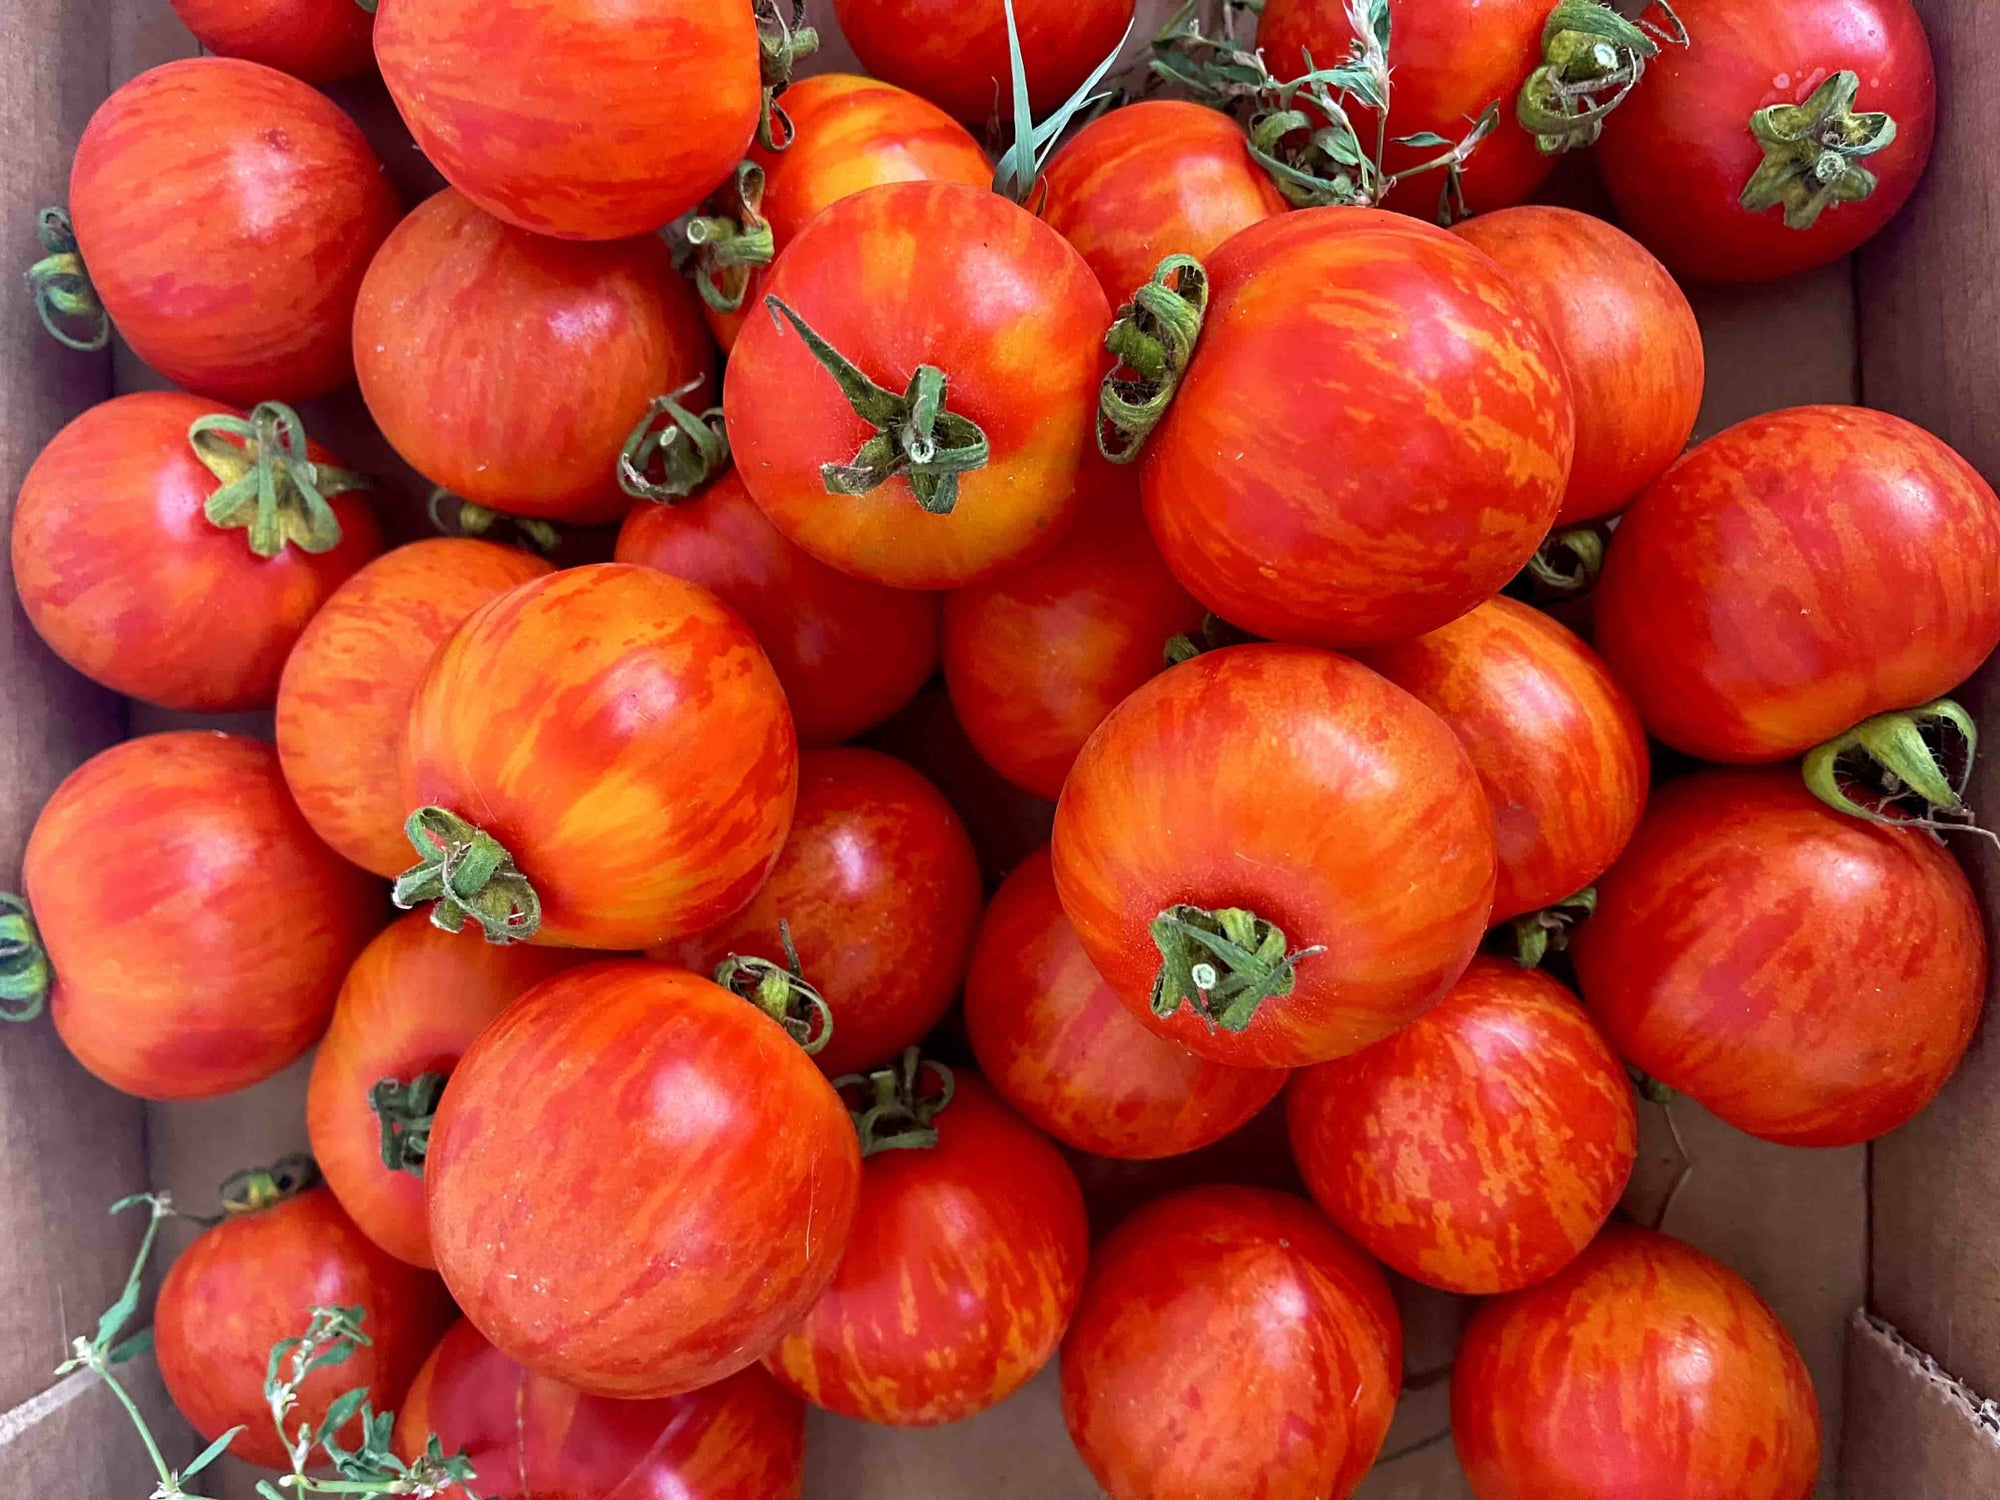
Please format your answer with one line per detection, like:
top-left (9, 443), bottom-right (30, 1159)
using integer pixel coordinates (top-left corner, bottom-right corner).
top-left (1842, 1309), bottom-right (2000, 1497)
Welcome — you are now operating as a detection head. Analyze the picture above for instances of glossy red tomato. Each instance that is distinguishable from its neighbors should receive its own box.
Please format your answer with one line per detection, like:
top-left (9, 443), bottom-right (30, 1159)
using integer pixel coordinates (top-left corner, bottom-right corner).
top-left (1573, 768), bottom-right (1984, 1147)
top-left (1357, 597), bottom-right (1649, 923)
top-left (23, 733), bottom-right (381, 1100)
top-left (1136, 208), bottom-right (1572, 647)
top-left (725, 181), bottom-right (1109, 588)
top-left (1598, 0), bottom-right (1935, 282)
top-left (354, 189), bottom-right (715, 526)
top-left (1453, 206), bottom-right (1704, 523)
top-left (169, 0), bottom-right (374, 82)
top-left (67, 58), bottom-right (398, 404)
top-left (1053, 645), bottom-right (1496, 1069)
top-left (1453, 1224), bottom-right (1821, 1497)
top-left (1061, 1185), bottom-right (1401, 1499)
top-left (426, 961), bottom-right (861, 1397)
top-left (1594, 406), bottom-right (2000, 762)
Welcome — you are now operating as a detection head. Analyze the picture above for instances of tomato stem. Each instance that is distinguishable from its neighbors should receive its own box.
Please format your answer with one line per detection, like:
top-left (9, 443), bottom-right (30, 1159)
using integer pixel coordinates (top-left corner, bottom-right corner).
top-left (1163, 613), bottom-right (1253, 668)
top-left (618, 379), bottom-right (731, 504)
top-left (370, 1075), bottom-right (448, 1176)
top-left (214, 1155), bottom-right (321, 1221)
top-left (1507, 886), bottom-right (1597, 969)
top-left (1149, 904), bottom-right (1324, 1033)
top-left (426, 488), bottom-right (562, 554)
top-left (1517, 523), bottom-right (1609, 600)
top-left (0, 892), bottom-right (50, 1023)
top-left (26, 206), bottom-right (108, 352)
top-left (1516, 0), bottom-right (1686, 155)
top-left (392, 807), bottom-right (544, 946)
top-left (683, 161), bottom-right (774, 315)
top-left (714, 918), bottom-right (835, 1056)
top-left (834, 1048), bottom-right (956, 1157)
top-left (188, 402), bottom-right (371, 559)
top-left (1099, 256), bottom-right (1209, 464)
top-left (753, 0), bottom-right (819, 151)
top-left (1803, 698), bottom-right (1988, 837)
top-left (1740, 70), bottom-right (1898, 230)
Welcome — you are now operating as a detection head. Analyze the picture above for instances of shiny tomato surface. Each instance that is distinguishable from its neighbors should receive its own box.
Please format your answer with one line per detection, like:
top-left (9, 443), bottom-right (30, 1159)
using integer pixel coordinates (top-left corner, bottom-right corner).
top-left (169, 0), bottom-right (375, 82)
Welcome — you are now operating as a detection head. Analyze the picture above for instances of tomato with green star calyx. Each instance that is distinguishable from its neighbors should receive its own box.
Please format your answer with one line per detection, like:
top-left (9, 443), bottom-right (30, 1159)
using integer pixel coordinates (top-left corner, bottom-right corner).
top-left (168, 0), bottom-right (375, 83)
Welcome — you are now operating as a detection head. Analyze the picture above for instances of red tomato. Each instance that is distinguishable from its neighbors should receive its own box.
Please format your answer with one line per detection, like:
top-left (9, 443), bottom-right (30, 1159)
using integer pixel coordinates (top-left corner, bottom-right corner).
top-left (1060, 1185), bottom-right (1401, 1500)
top-left (1453, 1224), bottom-right (1821, 1497)
top-left (1594, 406), bottom-right (2000, 762)
top-left (655, 748), bottom-right (982, 1078)
top-left (67, 58), bottom-right (398, 404)
top-left (965, 847), bottom-right (1286, 1159)
top-left (426, 961), bottom-right (861, 1397)
top-left (1597, 0), bottom-right (1935, 282)
top-left (1053, 645), bottom-right (1496, 1069)
top-left (353, 189), bottom-right (715, 526)
top-left (725, 181), bottom-right (1109, 588)
top-left (1136, 208), bottom-right (1572, 647)
top-left (401, 563), bottom-right (797, 950)
top-left (1573, 767), bottom-right (1984, 1148)
top-left (1356, 597), bottom-right (1649, 923)
top-left (24, 733), bottom-right (381, 1100)
top-left (374, 0), bottom-right (759, 240)
top-left (1453, 206), bottom-right (1704, 523)
top-left (168, 0), bottom-right (374, 83)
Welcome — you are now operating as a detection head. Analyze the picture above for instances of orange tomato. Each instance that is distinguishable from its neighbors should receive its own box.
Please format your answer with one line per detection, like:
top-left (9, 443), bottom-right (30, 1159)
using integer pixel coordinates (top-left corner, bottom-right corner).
top-left (168, 0), bottom-right (375, 83)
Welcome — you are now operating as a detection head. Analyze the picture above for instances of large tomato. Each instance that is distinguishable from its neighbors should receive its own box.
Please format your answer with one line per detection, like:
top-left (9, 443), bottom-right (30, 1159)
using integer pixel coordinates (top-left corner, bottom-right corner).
top-left (964, 847), bottom-right (1286, 1160)
top-left (353, 189), bottom-right (715, 526)
top-left (1052, 645), bottom-right (1496, 1068)
top-left (1289, 957), bottom-right (1637, 1295)
top-left (22, 733), bottom-right (381, 1100)
top-left (168, 0), bottom-right (375, 83)
top-left (1060, 1185), bottom-right (1400, 1500)
top-left (65, 58), bottom-right (398, 404)
top-left (426, 961), bottom-right (861, 1398)
top-left (1572, 768), bottom-right (1984, 1148)
top-left (1594, 406), bottom-right (2000, 762)
top-left (724, 181), bottom-right (1109, 589)
top-left (1453, 1225), bottom-right (1821, 1498)
top-left (400, 563), bottom-right (796, 950)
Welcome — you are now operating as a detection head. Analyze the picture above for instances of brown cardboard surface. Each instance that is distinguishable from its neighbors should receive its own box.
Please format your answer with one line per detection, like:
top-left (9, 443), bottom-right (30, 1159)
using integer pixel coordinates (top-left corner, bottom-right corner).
top-left (1841, 1313), bottom-right (2000, 1498)
top-left (0, 1354), bottom-right (194, 1493)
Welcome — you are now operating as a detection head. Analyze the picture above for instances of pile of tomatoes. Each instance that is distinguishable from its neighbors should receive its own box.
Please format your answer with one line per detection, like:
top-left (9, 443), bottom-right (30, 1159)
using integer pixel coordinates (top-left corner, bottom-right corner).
top-left (7, 0), bottom-right (1986, 1495)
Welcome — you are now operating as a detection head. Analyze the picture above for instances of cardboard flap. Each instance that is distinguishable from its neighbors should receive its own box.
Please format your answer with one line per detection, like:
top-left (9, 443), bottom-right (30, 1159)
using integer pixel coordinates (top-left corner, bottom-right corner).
top-left (1841, 1311), bottom-right (2000, 1498)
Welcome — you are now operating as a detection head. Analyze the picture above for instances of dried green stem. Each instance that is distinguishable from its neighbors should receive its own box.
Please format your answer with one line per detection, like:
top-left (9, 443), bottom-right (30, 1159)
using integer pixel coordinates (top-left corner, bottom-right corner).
top-left (1519, 523), bottom-right (1609, 600)
top-left (1516, 1), bottom-right (1686, 154)
top-left (1163, 613), bottom-right (1253, 667)
top-left (1099, 255), bottom-right (1209, 463)
top-left (213, 1155), bottom-right (320, 1224)
top-left (426, 488), bottom-right (561, 555)
top-left (714, 919), bottom-right (834, 1055)
top-left (1741, 70), bottom-right (1898, 230)
top-left (392, 807), bottom-right (543, 946)
top-left (684, 161), bottom-right (773, 316)
top-left (618, 380), bottom-right (730, 503)
top-left (1508, 886), bottom-right (1597, 969)
top-left (26, 206), bottom-right (108, 352)
top-left (754, 0), bottom-right (820, 150)
top-left (833, 1048), bottom-right (956, 1157)
top-left (0, 892), bottom-right (50, 1023)
top-left (371, 1075), bottom-right (447, 1177)
top-left (189, 402), bottom-right (372, 558)
top-left (1803, 698), bottom-right (1995, 845)
top-left (1150, 904), bottom-right (1324, 1033)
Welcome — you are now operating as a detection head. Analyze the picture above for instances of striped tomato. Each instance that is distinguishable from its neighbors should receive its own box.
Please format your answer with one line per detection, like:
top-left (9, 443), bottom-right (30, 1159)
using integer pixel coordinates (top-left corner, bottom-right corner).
top-left (167, 0), bottom-right (375, 82)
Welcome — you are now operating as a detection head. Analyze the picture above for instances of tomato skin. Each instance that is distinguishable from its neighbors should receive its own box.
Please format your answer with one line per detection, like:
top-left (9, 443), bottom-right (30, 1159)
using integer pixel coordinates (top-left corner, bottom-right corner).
top-left (169, 0), bottom-right (374, 83)
top-left (615, 471), bottom-right (940, 747)
top-left (402, 563), bottom-right (797, 950)
top-left (1572, 768), bottom-right (1984, 1148)
top-left (655, 748), bottom-right (982, 1078)
top-left (1053, 645), bottom-right (1496, 1068)
top-left (69, 59), bottom-right (398, 405)
top-left (725, 181), bottom-right (1110, 589)
top-left (1453, 1224), bottom-right (1821, 1498)
top-left (1452, 207), bottom-right (1704, 523)
top-left (426, 961), bottom-right (861, 1398)
top-left (1593, 405), bottom-right (2000, 762)
top-left (156, 1187), bottom-right (455, 1471)
top-left (1060, 1185), bottom-right (1401, 1500)
top-left (1143, 208), bottom-right (1572, 648)
top-left (1597, 0), bottom-right (1935, 283)
top-left (1356, 597), bottom-right (1649, 923)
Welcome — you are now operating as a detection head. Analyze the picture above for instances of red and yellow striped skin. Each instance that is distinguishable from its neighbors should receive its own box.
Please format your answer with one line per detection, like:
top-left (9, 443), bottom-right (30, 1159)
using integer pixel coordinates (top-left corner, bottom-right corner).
top-left (725, 181), bottom-right (1110, 589)
top-left (1052, 645), bottom-right (1497, 1068)
top-left (1595, 405), bottom-right (2000, 761)
top-left (1357, 597), bottom-right (1650, 922)
top-left (1452, 1225), bottom-right (1821, 1499)
top-left (426, 962), bottom-right (861, 1398)
top-left (1041, 99), bottom-right (1289, 306)
top-left (69, 59), bottom-right (399, 404)
top-left (26, 732), bottom-right (383, 1100)
top-left (1573, 768), bottom-right (1985, 1148)
top-left (616, 471), bottom-right (940, 747)
top-left (402, 564), bottom-right (797, 951)
top-left (1060, 1185), bottom-right (1401, 1500)
top-left (373, 0), bottom-right (758, 240)
top-left (13, 392), bottom-right (383, 714)
top-left (655, 748), bottom-right (982, 1079)
top-left (964, 848), bottom-right (1287, 1160)
top-left (1288, 958), bottom-right (1637, 1296)
top-left (396, 1321), bottom-right (806, 1499)
top-left (354, 189), bottom-right (716, 525)
top-left (1142, 208), bottom-right (1573, 647)
top-left (168, 0), bottom-right (375, 84)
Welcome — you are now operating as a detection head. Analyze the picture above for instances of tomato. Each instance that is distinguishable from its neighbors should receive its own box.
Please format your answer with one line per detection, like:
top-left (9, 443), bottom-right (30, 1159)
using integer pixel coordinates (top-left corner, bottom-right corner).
top-left (1572, 767), bottom-right (1983, 1148)
top-left (1052, 644), bottom-right (1496, 1069)
top-left (400, 563), bottom-right (796, 950)
top-left (1453, 206), bottom-right (1703, 524)
top-left (655, 748), bottom-right (982, 1078)
top-left (1131, 208), bottom-right (1572, 648)
top-left (353, 189), bottom-right (715, 526)
top-left (1597, 0), bottom-right (1935, 283)
top-left (725, 181), bottom-right (1109, 589)
top-left (1453, 1224), bottom-right (1821, 1498)
top-left (1594, 406), bottom-right (2000, 763)
top-left (964, 847), bottom-right (1286, 1159)
top-left (12, 392), bottom-right (382, 714)
top-left (1356, 597), bottom-right (1649, 924)
top-left (65, 58), bottom-right (398, 404)
top-left (168, 0), bottom-right (374, 83)
top-left (427, 961), bottom-right (861, 1397)
top-left (1060, 1184), bottom-right (1400, 1500)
